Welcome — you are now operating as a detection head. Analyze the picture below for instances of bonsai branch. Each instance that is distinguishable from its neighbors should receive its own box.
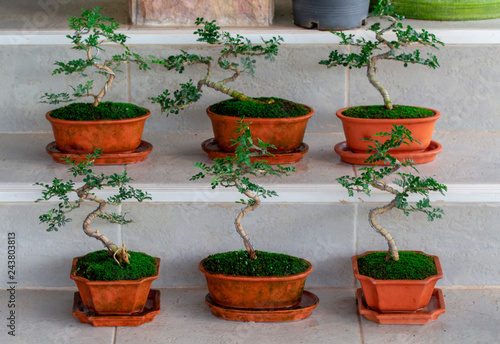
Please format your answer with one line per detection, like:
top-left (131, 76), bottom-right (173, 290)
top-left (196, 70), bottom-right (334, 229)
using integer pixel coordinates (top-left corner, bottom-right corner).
top-left (369, 199), bottom-right (399, 261)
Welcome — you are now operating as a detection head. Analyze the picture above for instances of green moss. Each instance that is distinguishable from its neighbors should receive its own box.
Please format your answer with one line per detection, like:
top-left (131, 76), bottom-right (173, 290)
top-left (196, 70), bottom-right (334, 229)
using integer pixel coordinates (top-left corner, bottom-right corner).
top-left (357, 251), bottom-right (437, 280)
top-left (201, 250), bottom-right (310, 277)
top-left (209, 97), bottom-right (310, 119)
top-left (342, 105), bottom-right (435, 119)
top-left (49, 102), bottom-right (148, 121)
top-left (75, 250), bottom-right (157, 281)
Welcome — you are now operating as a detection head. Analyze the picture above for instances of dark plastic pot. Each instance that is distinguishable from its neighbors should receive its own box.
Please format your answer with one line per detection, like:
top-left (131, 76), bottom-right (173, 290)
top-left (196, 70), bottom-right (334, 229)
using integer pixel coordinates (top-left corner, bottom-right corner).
top-left (293, 0), bottom-right (370, 30)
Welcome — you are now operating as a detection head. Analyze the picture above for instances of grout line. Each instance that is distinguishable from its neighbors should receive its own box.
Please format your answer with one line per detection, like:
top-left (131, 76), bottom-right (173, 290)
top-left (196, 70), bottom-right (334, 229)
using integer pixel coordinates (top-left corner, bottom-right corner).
top-left (345, 46), bottom-right (350, 108)
top-left (357, 308), bottom-right (365, 344)
top-left (113, 327), bottom-right (117, 344)
top-left (127, 63), bottom-right (131, 103)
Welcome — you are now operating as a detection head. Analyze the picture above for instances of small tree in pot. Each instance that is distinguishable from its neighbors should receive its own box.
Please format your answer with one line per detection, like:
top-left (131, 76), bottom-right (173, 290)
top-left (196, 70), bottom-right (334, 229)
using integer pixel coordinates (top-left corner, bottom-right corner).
top-left (337, 125), bottom-right (447, 316)
top-left (190, 121), bottom-right (317, 321)
top-left (320, 0), bottom-right (445, 155)
top-left (36, 151), bottom-right (160, 319)
top-left (41, 7), bottom-right (152, 158)
top-left (150, 19), bottom-right (313, 158)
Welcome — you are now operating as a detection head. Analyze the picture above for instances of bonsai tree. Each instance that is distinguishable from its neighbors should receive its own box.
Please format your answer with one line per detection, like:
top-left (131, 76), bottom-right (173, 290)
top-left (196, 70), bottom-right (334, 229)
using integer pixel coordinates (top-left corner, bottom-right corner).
top-left (337, 125), bottom-right (447, 261)
top-left (150, 19), bottom-right (307, 117)
top-left (190, 120), bottom-right (295, 261)
top-left (320, 0), bottom-right (444, 114)
top-left (40, 7), bottom-right (149, 117)
top-left (35, 150), bottom-right (151, 265)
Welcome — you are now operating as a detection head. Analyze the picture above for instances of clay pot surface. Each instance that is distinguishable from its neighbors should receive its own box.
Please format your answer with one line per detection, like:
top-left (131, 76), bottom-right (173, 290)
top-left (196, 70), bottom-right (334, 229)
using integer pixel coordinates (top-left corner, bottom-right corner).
top-left (70, 256), bottom-right (160, 315)
top-left (199, 258), bottom-right (313, 309)
top-left (337, 107), bottom-right (440, 153)
top-left (207, 105), bottom-right (314, 153)
top-left (46, 110), bottom-right (150, 154)
top-left (352, 251), bottom-right (443, 313)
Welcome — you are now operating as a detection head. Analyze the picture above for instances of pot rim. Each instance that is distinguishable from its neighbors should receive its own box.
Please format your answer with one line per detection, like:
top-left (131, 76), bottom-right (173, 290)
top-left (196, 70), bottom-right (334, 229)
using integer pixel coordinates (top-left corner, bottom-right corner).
top-left (207, 104), bottom-right (314, 122)
top-left (199, 257), bottom-right (313, 282)
top-left (336, 106), bottom-right (440, 123)
top-left (70, 255), bottom-right (160, 286)
top-left (46, 108), bottom-right (151, 125)
top-left (352, 250), bottom-right (443, 284)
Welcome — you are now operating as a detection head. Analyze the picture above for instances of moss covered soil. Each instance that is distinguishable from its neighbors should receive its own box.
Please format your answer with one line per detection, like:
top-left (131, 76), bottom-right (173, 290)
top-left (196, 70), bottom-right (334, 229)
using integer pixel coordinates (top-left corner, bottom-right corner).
top-left (209, 97), bottom-right (310, 119)
top-left (357, 251), bottom-right (438, 280)
top-left (201, 250), bottom-right (310, 277)
top-left (342, 105), bottom-right (435, 119)
top-left (75, 250), bottom-right (157, 281)
top-left (49, 102), bottom-right (148, 121)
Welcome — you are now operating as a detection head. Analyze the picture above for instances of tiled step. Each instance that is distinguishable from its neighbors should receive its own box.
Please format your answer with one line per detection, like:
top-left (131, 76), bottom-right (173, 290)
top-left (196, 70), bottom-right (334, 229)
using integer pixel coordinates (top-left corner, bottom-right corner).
top-left (0, 288), bottom-right (499, 343)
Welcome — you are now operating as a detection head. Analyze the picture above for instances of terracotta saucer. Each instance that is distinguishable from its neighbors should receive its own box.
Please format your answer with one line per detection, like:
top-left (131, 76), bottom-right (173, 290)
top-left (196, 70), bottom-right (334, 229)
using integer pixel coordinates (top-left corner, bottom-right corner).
top-left (46, 141), bottom-right (153, 165)
top-left (204, 290), bottom-right (319, 322)
top-left (357, 288), bottom-right (446, 325)
top-left (72, 289), bottom-right (161, 327)
top-left (334, 140), bottom-right (442, 165)
top-left (201, 138), bottom-right (308, 164)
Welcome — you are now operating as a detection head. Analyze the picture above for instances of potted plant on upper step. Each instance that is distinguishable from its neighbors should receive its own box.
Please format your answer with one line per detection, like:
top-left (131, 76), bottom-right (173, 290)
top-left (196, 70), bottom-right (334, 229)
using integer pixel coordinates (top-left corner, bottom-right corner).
top-left (293, 0), bottom-right (371, 30)
top-left (190, 120), bottom-right (318, 322)
top-left (36, 150), bottom-right (160, 327)
top-left (320, 0), bottom-right (444, 163)
top-left (41, 7), bottom-right (152, 164)
top-left (150, 18), bottom-right (314, 163)
top-left (337, 125), bottom-right (447, 324)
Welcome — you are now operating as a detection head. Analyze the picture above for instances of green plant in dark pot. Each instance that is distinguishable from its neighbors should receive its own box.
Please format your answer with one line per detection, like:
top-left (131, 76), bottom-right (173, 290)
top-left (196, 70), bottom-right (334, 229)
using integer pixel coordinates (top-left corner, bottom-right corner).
top-left (190, 120), bottom-right (317, 321)
top-left (150, 19), bottom-right (314, 159)
top-left (337, 125), bottom-right (447, 317)
top-left (35, 151), bottom-right (160, 319)
top-left (41, 7), bottom-right (152, 159)
top-left (321, 0), bottom-right (445, 157)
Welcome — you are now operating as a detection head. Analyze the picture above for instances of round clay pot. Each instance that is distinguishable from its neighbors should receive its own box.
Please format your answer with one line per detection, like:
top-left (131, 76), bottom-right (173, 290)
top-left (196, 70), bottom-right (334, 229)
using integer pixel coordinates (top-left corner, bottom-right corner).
top-left (207, 105), bottom-right (314, 153)
top-left (337, 107), bottom-right (440, 153)
top-left (352, 251), bottom-right (443, 313)
top-left (70, 256), bottom-right (160, 315)
top-left (46, 110), bottom-right (150, 154)
top-left (199, 258), bottom-right (313, 309)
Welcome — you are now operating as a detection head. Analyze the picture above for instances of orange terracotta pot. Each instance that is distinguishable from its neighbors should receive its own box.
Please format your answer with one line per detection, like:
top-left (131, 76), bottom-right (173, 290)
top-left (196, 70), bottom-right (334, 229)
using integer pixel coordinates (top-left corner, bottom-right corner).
top-left (337, 107), bottom-right (440, 153)
top-left (207, 105), bottom-right (314, 153)
top-left (46, 110), bottom-right (150, 154)
top-left (70, 256), bottom-right (160, 315)
top-left (199, 258), bottom-right (313, 309)
top-left (352, 251), bottom-right (443, 313)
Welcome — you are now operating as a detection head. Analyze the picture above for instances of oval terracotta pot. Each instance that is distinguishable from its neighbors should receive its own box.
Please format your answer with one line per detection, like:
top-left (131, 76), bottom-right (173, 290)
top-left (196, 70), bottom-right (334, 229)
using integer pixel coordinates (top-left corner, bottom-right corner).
top-left (199, 258), bottom-right (313, 309)
top-left (70, 256), bottom-right (160, 315)
top-left (46, 110), bottom-right (150, 154)
top-left (337, 107), bottom-right (440, 153)
top-left (207, 105), bottom-right (314, 153)
top-left (352, 251), bottom-right (443, 313)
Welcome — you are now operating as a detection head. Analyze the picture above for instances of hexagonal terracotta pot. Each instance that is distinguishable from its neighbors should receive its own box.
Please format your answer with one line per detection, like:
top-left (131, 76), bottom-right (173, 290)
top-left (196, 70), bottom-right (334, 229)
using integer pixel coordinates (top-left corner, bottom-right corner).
top-left (352, 251), bottom-right (443, 313)
top-left (46, 110), bottom-right (150, 154)
top-left (199, 258), bottom-right (313, 309)
top-left (337, 107), bottom-right (440, 153)
top-left (207, 105), bottom-right (314, 154)
top-left (70, 256), bottom-right (160, 315)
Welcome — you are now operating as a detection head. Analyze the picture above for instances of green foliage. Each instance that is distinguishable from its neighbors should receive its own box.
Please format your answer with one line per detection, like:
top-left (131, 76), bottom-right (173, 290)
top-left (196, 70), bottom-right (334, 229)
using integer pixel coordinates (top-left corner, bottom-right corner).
top-left (357, 251), bottom-right (437, 280)
top-left (201, 250), bottom-right (310, 277)
top-left (342, 105), bottom-right (435, 120)
top-left (337, 125), bottom-right (447, 219)
top-left (190, 120), bottom-right (294, 205)
top-left (75, 250), bottom-right (157, 281)
top-left (40, 7), bottom-right (149, 107)
top-left (209, 97), bottom-right (310, 119)
top-left (151, 19), bottom-right (283, 115)
top-left (48, 102), bottom-right (148, 121)
top-left (36, 150), bottom-right (151, 232)
top-left (319, 0), bottom-right (444, 109)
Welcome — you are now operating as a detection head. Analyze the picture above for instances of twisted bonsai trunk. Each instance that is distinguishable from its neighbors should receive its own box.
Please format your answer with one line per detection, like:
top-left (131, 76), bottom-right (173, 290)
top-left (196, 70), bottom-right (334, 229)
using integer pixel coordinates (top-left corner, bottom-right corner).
top-left (234, 179), bottom-right (260, 260)
top-left (76, 185), bottom-right (130, 265)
